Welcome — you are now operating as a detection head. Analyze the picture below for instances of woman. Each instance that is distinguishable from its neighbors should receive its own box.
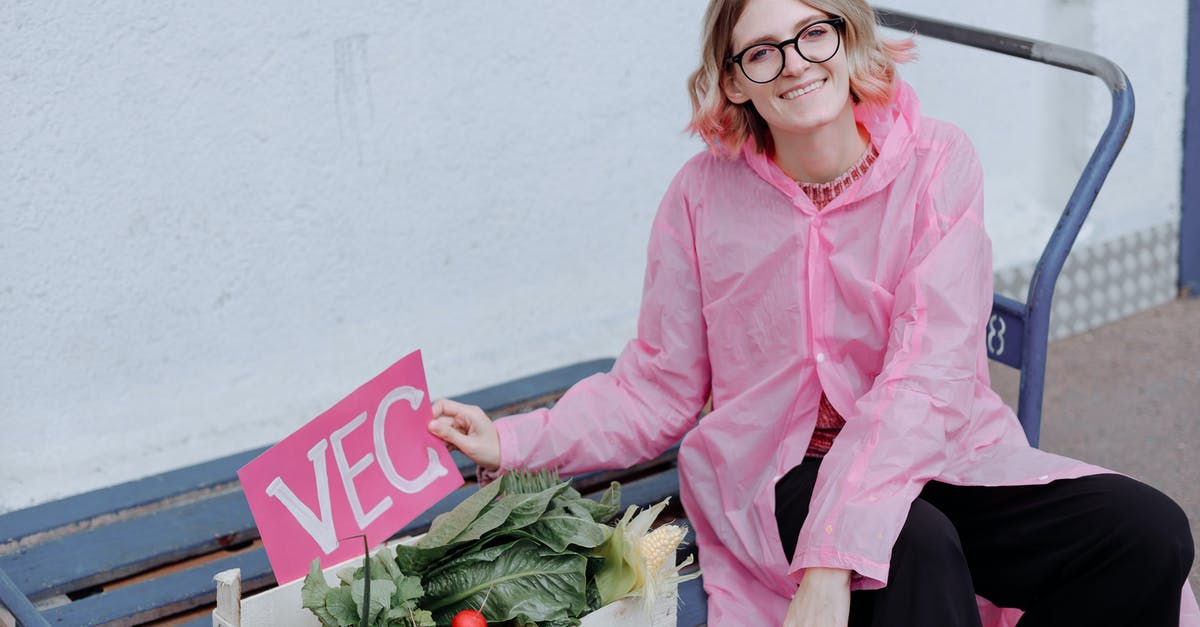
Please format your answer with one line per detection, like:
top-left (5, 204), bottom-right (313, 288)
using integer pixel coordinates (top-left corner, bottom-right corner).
top-left (429, 0), bottom-right (1198, 624)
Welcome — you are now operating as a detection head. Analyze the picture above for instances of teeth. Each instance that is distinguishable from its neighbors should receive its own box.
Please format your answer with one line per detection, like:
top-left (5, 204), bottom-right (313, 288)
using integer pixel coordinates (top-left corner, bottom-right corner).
top-left (782, 80), bottom-right (825, 99)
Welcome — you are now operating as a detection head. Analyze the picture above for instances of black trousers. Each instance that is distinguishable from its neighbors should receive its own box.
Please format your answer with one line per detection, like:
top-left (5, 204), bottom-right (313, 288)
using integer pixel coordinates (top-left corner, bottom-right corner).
top-left (775, 457), bottom-right (1194, 627)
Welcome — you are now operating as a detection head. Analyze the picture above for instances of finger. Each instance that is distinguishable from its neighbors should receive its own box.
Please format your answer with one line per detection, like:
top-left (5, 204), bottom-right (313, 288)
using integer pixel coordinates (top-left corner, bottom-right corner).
top-left (437, 398), bottom-right (481, 419)
top-left (434, 398), bottom-right (466, 415)
top-left (427, 416), bottom-right (462, 441)
top-left (435, 422), bottom-right (472, 452)
top-left (452, 412), bottom-right (478, 433)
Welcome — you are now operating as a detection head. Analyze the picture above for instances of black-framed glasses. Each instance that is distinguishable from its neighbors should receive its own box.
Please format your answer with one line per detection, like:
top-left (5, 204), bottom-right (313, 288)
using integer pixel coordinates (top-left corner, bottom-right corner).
top-left (727, 17), bottom-right (845, 84)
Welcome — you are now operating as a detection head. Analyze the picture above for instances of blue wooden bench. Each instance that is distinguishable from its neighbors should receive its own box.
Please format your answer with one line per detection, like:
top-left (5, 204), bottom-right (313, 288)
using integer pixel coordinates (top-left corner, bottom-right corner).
top-left (0, 9), bottom-right (1133, 627)
top-left (0, 359), bottom-right (695, 625)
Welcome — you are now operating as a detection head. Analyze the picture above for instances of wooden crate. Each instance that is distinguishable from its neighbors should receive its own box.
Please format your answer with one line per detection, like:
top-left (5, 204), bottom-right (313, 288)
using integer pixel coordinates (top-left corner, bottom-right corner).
top-left (211, 537), bottom-right (677, 627)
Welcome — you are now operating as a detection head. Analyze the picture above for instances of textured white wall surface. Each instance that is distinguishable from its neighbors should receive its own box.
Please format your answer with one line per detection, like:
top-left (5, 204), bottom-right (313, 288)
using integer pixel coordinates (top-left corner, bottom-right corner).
top-left (0, 1), bottom-right (1188, 512)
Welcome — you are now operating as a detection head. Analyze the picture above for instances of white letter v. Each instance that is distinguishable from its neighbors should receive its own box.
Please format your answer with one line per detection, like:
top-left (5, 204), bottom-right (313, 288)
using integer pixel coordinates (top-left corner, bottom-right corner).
top-left (265, 439), bottom-right (339, 554)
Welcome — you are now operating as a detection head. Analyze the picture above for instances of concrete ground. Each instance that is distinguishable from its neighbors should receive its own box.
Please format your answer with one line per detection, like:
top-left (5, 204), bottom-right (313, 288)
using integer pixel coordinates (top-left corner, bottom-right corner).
top-left (987, 296), bottom-right (1199, 597)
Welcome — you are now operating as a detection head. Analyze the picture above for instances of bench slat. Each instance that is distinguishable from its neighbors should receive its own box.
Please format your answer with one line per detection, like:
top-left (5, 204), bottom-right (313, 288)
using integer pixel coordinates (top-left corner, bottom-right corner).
top-left (0, 448), bottom-right (264, 547)
top-left (0, 488), bottom-right (256, 599)
top-left (452, 358), bottom-right (614, 413)
top-left (677, 576), bottom-right (709, 626)
top-left (40, 549), bottom-right (271, 626)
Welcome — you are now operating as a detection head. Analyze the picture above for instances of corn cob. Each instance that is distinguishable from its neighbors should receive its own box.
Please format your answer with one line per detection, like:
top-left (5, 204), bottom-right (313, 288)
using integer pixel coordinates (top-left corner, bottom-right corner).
top-left (639, 523), bottom-right (687, 573)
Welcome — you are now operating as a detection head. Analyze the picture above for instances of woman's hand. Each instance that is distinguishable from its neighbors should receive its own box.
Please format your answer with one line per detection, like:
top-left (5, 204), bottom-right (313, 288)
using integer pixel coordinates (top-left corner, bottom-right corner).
top-left (427, 399), bottom-right (501, 471)
top-left (783, 568), bottom-right (851, 627)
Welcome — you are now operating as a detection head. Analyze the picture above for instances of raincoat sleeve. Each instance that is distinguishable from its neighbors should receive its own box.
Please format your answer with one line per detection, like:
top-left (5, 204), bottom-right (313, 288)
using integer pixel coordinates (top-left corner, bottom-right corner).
top-left (791, 129), bottom-right (991, 588)
top-left (491, 166), bottom-right (711, 475)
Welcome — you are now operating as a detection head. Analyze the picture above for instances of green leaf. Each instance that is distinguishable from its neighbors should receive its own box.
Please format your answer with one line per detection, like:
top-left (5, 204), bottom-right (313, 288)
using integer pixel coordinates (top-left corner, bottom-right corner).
top-left (592, 516), bottom-right (638, 606)
top-left (516, 505), bottom-right (612, 552)
top-left (335, 564), bottom-right (359, 586)
top-left (372, 550), bottom-right (401, 580)
top-left (300, 559), bottom-right (339, 626)
top-left (422, 539), bottom-right (588, 625)
top-left (501, 468), bottom-right (562, 494)
top-left (584, 569), bottom-right (603, 614)
top-left (454, 482), bottom-right (568, 544)
top-left (512, 614), bottom-right (540, 627)
top-left (415, 609), bottom-right (436, 626)
top-left (301, 559), bottom-right (333, 609)
top-left (397, 480), bottom-right (569, 577)
top-left (564, 482), bottom-right (621, 524)
top-left (392, 573), bottom-right (424, 607)
top-left (592, 499), bottom-right (672, 605)
top-left (538, 619), bottom-right (581, 627)
top-left (596, 482), bottom-right (622, 522)
top-left (504, 487), bottom-right (565, 527)
top-left (350, 578), bottom-right (396, 626)
top-left (417, 480), bottom-right (503, 548)
top-left (325, 586), bottom-right (359, 625)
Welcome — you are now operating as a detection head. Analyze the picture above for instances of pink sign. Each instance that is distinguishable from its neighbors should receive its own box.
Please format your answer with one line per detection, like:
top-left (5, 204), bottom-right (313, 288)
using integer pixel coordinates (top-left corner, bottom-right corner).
top-left (238, 350), bottom-right (464, 584)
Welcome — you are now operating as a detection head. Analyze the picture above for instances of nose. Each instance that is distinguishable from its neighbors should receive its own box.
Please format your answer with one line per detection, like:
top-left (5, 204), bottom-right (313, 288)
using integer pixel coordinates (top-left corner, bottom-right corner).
top-left (779, 44), bottom-right (811, 78)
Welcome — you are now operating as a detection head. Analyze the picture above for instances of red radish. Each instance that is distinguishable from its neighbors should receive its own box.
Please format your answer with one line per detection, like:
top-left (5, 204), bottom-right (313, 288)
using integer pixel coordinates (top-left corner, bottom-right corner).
top-left (451, 609), bottom-right (487, 627)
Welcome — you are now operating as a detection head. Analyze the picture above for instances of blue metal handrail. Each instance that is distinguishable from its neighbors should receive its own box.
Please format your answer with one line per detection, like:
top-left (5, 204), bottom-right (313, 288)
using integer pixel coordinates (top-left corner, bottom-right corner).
top-left (876, 8), bottom-right (1136, 447)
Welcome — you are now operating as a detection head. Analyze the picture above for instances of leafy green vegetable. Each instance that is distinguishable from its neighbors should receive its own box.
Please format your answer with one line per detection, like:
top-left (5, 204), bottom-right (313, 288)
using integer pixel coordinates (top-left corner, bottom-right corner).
top-left (422, 539), bottom-right (588, 625)
top-left (300, 470), bottom-right (689, 627)
top-left (351, 577), bottom-right (395, 625)
top-left (300, 560), bottom-right (338, 625)
top-left (515, 500), bottom-right (612, 552)
top-left (325, 586), bottom-right (359, 624)
top-left (301, 552), bottom-right (434, 627)
top-left (417, 480), bottom-right (503, 549)
top-left (572, 482), bottom-right (622, 525)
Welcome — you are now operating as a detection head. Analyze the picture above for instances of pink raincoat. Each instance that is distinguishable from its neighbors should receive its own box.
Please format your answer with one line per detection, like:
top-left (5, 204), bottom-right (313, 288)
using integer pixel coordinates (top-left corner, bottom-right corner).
top-left (493, 80), bottom-right (1199, 626)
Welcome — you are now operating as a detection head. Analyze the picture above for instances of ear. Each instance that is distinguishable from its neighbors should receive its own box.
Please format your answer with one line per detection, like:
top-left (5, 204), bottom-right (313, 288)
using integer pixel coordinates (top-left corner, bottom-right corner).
top-left (722, 71), bottom-right (750, 105)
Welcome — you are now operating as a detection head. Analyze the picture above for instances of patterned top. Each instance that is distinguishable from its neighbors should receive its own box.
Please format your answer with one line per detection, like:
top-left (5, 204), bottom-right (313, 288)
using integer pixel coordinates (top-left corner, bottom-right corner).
top-left (796, 143), bottom-right (879, 210)
top-left (800, 142), bottom-right (878, 456)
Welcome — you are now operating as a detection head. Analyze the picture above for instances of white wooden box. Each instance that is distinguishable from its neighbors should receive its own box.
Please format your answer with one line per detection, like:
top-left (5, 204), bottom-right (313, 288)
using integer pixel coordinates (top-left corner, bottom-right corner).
top-left (212, 537), bottom-right (677, 627)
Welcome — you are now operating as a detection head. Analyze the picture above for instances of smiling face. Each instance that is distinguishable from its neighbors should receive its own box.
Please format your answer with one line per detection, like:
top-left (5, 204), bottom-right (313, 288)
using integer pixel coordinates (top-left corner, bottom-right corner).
top-left (723, 0), bottom-right (855, 141)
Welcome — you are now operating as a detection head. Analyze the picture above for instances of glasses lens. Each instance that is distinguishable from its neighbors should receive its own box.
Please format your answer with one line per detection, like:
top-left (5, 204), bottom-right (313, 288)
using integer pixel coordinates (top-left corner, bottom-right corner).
top-left (796, 21), bottom-right (839, 63)
top-left (740, 45), bottom-right (783, 83)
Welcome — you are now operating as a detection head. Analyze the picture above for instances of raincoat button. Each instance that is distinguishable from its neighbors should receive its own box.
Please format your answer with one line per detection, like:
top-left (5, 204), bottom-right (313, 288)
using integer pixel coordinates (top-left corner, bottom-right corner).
top-left (824, 524), bottom-right (834, 534)
top-left (1038, 475), bottom-right (1049, 481)
top-left (816, 353), bottom-right (826, 363)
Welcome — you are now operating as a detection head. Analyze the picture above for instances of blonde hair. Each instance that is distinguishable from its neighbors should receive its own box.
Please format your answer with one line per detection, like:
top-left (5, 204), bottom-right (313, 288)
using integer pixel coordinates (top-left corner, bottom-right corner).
top-left (687, 0), bottom-right (915, 156)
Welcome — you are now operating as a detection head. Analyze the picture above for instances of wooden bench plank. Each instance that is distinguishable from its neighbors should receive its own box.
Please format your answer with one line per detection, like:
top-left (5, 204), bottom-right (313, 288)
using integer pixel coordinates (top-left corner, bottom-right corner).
top-left (0, 487), bottom-right (257, 599)
top-left (0, 448), bottom-right (264, 548)
top-left (40, 549), bottom-right (272, 626)
top-left (452, 358), bottom-right (614, 413)
top-left (677, 577), bottom-right (709, 626)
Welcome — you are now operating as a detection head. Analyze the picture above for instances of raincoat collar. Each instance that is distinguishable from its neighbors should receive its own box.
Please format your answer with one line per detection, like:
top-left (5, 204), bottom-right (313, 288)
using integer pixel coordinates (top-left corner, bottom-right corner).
top-left (739, 79), bottom-right (922, 215)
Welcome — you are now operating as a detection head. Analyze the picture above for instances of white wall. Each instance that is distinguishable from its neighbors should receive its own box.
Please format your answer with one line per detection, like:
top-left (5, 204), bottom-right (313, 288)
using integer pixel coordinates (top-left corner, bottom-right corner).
top-left (0, 1), bottom-right (1188, 513)
top-left (888, 0), bottom-right (1188, 263)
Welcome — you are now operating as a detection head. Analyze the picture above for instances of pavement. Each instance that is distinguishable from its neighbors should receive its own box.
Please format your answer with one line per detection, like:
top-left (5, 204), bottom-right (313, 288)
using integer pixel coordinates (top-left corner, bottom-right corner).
top-left (987, 296), bottom-right (1200, 596)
